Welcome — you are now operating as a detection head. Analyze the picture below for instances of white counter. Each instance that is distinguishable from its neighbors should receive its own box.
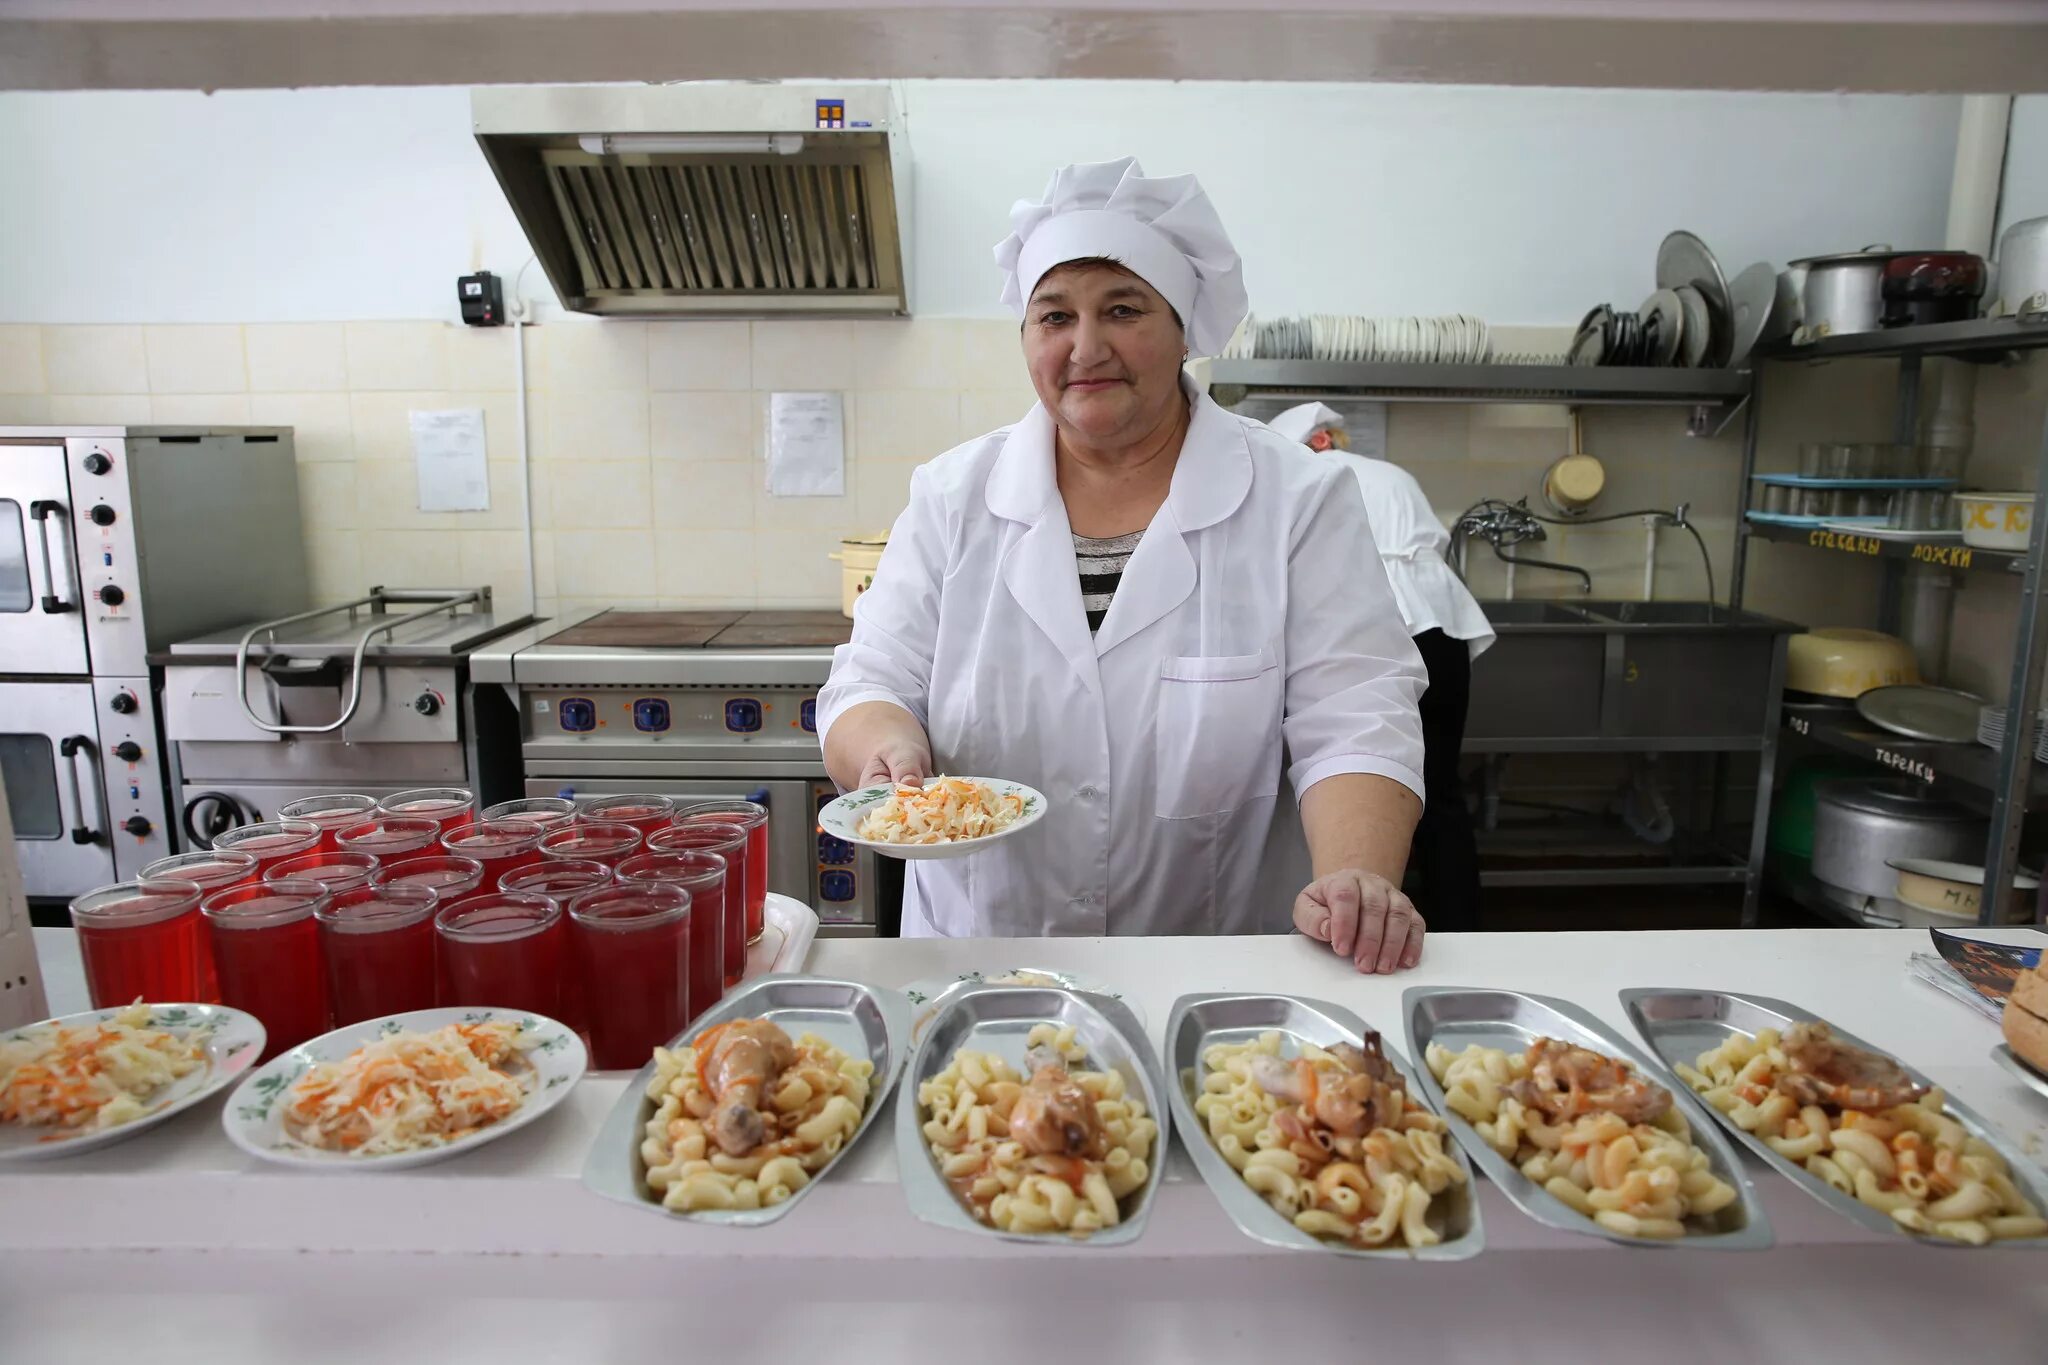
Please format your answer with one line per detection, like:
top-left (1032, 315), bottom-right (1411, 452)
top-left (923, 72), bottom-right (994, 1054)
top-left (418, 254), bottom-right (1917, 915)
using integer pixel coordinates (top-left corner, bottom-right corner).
top-left (9, 927), bottom-right (2048, 1364)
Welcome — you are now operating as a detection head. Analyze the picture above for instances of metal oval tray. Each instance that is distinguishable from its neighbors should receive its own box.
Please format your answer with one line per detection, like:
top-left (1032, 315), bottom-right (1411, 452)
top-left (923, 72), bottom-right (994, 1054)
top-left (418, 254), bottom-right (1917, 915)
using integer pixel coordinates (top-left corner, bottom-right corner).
top-left (1623, 988), bottom-right (2048, 1250)
top-left (581, 973), bottom-right (910, 1227)
top-left (1992, 1042), bottom-right (2048, 1103)
top-left (1166, 992), bottom-right (1483, 1261)
top-left (1402, 985), bottom-right (1772, 1250)
top-left (896, 985), bottom-right (1168, 1247)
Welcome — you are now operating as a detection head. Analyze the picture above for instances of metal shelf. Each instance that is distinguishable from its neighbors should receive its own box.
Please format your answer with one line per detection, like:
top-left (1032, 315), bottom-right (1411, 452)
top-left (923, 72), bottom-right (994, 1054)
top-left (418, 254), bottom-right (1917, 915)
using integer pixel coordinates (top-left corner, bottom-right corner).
top-left (1206, 359), bottom-right (1752, 408)
top-left (1757, 315), bottom-right (2048, 363)
top-left (1744, 519), bottom-right (2026, 574)
top-left (1780, 706), bottom-right (2048, 814)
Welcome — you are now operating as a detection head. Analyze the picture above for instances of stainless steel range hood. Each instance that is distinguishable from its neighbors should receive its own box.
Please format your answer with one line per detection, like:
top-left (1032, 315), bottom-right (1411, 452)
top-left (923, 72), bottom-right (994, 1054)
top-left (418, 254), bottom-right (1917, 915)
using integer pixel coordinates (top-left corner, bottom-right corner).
top-left (473, 85), bottom-right (911, 318)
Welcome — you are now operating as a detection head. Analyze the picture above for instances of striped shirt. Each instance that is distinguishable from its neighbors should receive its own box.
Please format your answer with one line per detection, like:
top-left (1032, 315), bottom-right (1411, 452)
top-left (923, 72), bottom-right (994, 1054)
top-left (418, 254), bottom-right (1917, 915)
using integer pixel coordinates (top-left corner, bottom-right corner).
top-left (1074, 530), bottom-right (1144, 633)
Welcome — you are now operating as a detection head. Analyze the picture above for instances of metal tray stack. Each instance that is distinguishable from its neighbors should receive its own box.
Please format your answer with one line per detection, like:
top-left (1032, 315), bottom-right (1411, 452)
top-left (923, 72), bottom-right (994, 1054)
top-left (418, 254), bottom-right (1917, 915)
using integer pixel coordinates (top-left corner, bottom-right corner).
top-left (1165, 992), bottom-right (1483, 1260)
top-left (1621, 988), bottom-right (2048, 1249)
top-left (896, 986), bottom-right (1168, 1247)
top-left (1402, 985), bottom-right (1773, 1250)
top-left (581, 974), bottom-right (910, 1226)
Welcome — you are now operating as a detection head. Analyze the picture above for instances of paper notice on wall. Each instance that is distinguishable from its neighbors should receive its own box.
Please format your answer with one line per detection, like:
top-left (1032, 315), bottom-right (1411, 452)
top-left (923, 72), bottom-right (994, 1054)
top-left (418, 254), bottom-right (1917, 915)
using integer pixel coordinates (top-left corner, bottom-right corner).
top-left (410, 408), bottom-right (490, 512)
top-left (766, 391), bottom-right (846, 497)
top-left (1346, 401), bottom-right (1389, 462)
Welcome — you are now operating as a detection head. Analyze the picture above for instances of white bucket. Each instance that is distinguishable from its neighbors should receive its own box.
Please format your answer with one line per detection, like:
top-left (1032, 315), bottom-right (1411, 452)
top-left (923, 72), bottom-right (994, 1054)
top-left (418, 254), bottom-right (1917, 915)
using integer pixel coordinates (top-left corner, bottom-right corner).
top-left (829, 536), bottom-right (888, 618)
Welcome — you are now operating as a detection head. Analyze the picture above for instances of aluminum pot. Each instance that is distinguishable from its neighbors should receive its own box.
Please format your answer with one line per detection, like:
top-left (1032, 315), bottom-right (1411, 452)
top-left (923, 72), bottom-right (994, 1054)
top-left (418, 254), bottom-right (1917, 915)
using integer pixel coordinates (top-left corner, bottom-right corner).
top-left (1993, 215), bottom-right (2048, 318)
top-left (1790, 246), bottom-right (1898, 339)
top-left (1811, 779), bottom-right (1985, 902)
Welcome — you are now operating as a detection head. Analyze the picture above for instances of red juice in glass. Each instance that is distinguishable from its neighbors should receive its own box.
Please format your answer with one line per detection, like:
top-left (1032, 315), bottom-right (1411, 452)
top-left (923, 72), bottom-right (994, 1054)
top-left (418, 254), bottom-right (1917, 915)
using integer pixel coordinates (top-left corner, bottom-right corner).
top-left (335, 817), bottom-right (442, 862)
top-left (372, 855), bottom-right (484, 902)
top-left (500, 859), bottom-right (613, 898)
top-left (71, 879), bottom-right (213, 1008)
top-left (538, 820), bottom-right (643, 870)
top-left (202, 880), bottom-right (332, 1061)
top-left (435, 892), bottom-right (570, 1025)
top-left (377, 787), bottom-right (476, 837)
top-left (442, 820), bottom-right (545, 888)
top-left (675, 801), bottom-right (768, 943)
top-left (481, 797), bottom-right (577, 834)
top-left (316, 883), bottom-right (439, 1026)
top-left (615, 851), bottom-right (724, 1023)
top-left (567, 882), bottom-right (691, 1070)
top-left (578, 794), bottom-right (674, 838)
top-left (265, 850), bottom-right (380, 896)
top-left (211, 820), bottom-right (322, 882)
top-left (648, 823), bottom-right (747, 988)
top-left (142, 849), bottom-right (258, 895)
top-left (277, 794), bottom-right (378, 853)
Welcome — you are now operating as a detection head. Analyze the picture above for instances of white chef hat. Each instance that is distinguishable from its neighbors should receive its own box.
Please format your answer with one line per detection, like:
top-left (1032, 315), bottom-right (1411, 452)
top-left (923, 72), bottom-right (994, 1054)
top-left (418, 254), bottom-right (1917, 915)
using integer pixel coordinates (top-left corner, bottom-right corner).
top-left (1268, 402), bottom-right (1346, 445)
top-left (994, 157), bottom-right (1249, 358)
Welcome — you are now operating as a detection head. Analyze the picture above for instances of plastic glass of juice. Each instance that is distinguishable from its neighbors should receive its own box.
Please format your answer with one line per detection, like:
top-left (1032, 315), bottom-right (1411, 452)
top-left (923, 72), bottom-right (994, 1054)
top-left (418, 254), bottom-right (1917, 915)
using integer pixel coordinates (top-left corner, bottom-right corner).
top-left (141, 849), bottom-right (258, 896)
top-left (434, 892), bottom-right (570, 1024)
top-left (442, 820), bottom-right (546, 888)
top-left (578, 794), bottom-right (675, 837)
top-left (499, 859), bottom-right (614, 898)
top-left (567, 882), bottom-right (691, 1070)
top-left (376, 787), bottom-right (476, 836)
top-left (335, 817), bottom-right (442, 861)
top-left (202, 879), bottom-right (333, 1061)
top-left (264, 850), bottom-right (380, 896)
top-left (211, 820), bottom-right (322, 881)
top-left (70, 878), bottom-right (214, 1009)
top-left (648, 822), bottom-right (748, 989)
top-left (276, 794), bottom-right (379, 852)
top-left (480, 797), bottom-right (577, 833)
top-left (614, 851), bottom-right (725, 1024)
top-left (673, 801), bottom-right (768, 943)
top-left (371, 855), bottom-right (485, 903)
top-left (316, 883), bottom-right (439, 1026)
top-left (538, 820), bottom-right (643, 869)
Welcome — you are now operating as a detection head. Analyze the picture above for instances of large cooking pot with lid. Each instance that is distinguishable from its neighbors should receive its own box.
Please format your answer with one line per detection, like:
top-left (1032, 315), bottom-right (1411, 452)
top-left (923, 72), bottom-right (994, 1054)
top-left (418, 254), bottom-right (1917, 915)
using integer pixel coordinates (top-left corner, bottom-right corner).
top-left (1791, 246), bottom-right (1904, 340)
top-left (1992, 215), bottom-right (2048, 319)
top-left (1811, 779), bottom-right (1985, 904)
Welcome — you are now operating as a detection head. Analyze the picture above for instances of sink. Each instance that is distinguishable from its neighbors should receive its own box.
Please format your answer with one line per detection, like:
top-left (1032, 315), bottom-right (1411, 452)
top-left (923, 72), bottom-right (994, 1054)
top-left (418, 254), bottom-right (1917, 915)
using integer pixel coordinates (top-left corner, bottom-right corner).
top-left (1480, 600), bottom-right (1599, 626)
top-left (1579, 600), bottom-right (1732, 627)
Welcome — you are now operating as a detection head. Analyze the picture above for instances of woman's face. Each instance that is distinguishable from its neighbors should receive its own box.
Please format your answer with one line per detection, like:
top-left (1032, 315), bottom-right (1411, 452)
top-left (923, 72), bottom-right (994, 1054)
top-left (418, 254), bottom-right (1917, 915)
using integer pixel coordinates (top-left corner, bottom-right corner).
top-left (1022, 262), bottom-right (1187, 448)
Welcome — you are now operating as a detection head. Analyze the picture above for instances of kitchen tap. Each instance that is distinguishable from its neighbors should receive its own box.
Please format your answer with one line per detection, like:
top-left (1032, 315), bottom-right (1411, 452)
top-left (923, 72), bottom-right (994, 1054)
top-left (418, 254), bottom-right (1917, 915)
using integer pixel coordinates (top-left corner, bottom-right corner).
top-left (1451, 498), bottom-right (1594, 594)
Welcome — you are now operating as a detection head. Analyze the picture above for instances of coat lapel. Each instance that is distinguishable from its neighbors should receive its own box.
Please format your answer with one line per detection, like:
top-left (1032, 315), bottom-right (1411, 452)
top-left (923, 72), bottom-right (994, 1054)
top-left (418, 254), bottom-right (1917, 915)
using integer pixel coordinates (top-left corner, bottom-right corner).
top-left (987, 405), bottom-right (1102, 691)
top-left (1093, 388), bottom-right (1253, 655)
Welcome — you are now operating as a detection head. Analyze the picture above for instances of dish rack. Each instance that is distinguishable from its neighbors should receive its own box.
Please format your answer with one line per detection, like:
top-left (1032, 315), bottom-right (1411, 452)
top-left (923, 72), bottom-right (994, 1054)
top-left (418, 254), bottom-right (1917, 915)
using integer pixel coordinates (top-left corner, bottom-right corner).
top-left (1738, 317), bottom-right (2048, 927)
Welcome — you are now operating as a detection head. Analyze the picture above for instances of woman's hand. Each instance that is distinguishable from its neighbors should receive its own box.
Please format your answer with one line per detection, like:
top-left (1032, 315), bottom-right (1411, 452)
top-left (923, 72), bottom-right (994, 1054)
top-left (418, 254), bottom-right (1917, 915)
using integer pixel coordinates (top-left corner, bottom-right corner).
top-left (857, 732), bottom-right (932, 789)
top-left (1292, 869), bottom-right (1425, 975)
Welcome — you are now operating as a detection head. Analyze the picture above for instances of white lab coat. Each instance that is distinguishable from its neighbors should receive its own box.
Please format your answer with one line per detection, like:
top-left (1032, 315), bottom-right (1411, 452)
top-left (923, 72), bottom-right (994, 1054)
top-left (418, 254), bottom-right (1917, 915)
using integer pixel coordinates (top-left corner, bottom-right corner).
top-left (818, 382), bottom-right (1427, 939)
top-left (1327, 452), bottom-right (1497, 659)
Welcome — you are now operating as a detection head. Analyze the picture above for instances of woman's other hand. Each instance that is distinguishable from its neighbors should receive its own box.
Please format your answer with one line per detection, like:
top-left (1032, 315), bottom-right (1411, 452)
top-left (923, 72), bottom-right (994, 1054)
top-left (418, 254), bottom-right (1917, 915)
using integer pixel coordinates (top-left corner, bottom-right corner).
top-left (1292, 869), bottom-right (1425, 974)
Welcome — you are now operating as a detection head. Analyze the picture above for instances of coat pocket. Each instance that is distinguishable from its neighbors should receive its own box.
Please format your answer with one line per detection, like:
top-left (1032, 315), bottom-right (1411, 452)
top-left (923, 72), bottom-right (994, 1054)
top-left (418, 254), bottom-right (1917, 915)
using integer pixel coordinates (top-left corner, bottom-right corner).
top-left (1154, 647), bottom-right (1283, 819)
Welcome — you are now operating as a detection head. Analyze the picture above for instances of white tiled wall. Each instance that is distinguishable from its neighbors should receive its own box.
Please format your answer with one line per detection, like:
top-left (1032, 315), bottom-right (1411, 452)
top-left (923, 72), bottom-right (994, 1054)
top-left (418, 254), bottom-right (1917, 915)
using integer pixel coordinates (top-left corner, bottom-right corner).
top-left (0, 316), bottom-right (1871, 630)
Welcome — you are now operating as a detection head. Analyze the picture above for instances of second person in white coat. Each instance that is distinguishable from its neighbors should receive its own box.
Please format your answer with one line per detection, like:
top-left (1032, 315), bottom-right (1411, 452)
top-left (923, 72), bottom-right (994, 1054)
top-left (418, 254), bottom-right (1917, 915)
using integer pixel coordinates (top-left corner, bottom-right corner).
top-left (820, 158), bottom-right (1431, 974)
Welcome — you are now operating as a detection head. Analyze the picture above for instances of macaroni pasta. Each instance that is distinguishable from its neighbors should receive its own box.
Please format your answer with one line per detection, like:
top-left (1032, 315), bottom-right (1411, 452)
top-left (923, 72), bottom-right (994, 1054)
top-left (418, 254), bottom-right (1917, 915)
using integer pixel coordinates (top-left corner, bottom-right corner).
top-left (1426, 1039), bottom-right (1739, 1240)
top-left (1192, 1031), bottom-right (1466, 1249)
top-left (919, 1024), bottom-right (1157, 1237)
top-left (1677, 1026), bottom-right (2046, 1245)
top-left (641, 1032), bottom-right (872, 1212)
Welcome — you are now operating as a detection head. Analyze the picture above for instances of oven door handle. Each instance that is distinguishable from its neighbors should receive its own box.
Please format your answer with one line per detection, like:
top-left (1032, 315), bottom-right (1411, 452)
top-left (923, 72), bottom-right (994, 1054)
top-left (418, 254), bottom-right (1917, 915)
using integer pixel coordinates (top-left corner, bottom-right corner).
top-left (58, 734), bottom-right (106, 846)
top-left (29, 500), bottom-right (77, 615)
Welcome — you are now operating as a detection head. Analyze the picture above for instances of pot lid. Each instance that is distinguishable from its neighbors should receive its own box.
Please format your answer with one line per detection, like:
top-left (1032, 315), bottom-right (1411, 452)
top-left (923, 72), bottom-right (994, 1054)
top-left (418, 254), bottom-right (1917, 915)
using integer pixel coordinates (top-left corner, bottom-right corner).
top-left (1788, 246), bottom-right (1928, 268)
top-left (1855, 684), bottom-right (1987, 744)
top-left (1814, 778), bottom-right (1978, 823)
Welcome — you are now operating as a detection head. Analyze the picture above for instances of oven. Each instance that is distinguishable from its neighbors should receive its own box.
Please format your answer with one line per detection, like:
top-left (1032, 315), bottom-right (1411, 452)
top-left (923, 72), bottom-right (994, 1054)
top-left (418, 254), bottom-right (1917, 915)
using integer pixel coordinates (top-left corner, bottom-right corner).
top-left (0, 441), bottom-right (90, 675)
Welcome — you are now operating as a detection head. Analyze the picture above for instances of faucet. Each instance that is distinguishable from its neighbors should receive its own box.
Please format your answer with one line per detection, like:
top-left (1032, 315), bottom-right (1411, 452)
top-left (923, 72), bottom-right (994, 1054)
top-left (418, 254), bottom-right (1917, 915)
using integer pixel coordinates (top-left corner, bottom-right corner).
top-left (1451, 498), bottom-right (1594, 594)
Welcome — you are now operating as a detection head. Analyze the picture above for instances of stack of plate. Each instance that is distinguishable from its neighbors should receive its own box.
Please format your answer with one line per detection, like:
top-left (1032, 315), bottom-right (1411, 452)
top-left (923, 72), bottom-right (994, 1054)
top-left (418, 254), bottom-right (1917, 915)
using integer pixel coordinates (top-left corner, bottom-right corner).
top-left (1974, 703), bottom-right (2048, 763)
top-left (1224, 314), bottom-right (1491, 364)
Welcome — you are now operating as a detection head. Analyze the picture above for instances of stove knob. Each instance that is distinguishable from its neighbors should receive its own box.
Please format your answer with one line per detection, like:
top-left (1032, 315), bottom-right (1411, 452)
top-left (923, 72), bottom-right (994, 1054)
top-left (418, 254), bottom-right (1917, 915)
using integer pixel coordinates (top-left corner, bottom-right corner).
top-left (112, 741), bottom-right (143, 762)
top-left (97, 584), bottom-right (125, 607)
top-left (413, 692), bottom-right (440, 716)
top-left (109, 691), bottom-right (138, 715)
top-left (122, 815), bottom-right (153, 837)
top-left (82, 452), bottom-right (112, 476)
top-left (89, 503), bottom-right (117, 526)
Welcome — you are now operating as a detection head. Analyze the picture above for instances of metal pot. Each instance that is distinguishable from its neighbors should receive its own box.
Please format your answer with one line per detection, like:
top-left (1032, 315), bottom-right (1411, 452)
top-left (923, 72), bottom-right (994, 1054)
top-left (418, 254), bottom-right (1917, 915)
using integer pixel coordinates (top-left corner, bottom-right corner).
top-left (1993, 215), bottom-right (2048, 319)
top-left (1811, 779), bottom-right (1985, 903)
top-left (1790, 246), bottom-right (1899, 340)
